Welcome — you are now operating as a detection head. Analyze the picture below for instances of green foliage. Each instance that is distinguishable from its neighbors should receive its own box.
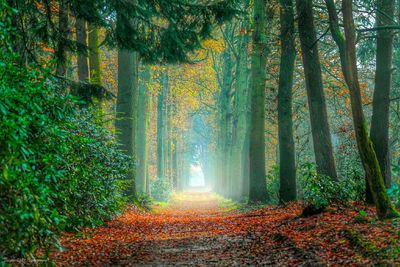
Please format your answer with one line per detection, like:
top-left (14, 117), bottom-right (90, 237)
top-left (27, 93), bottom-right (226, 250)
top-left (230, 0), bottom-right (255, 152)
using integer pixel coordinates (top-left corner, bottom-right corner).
top-left (387, 183), bottom-right (400, 208)
top-left (266, 165), bottom-right (279, 204)
top-left (54, 112), bottom-right (131, 229)
top-left (299, 163), bottom-right (362, 212)
top-left (336, 152), bottom-right (365, 201)
top-left (343, 228), bottom-right (400, 263)
top-left (354, 210), bottom-right (369, 223)
top-left (387, 164), bottom-right (400, 207)
top-left (0, 17), bottom-right (131, 258)
top-left (135, 193), bottom-right (153, 210)
top-left (300, 163), bottom-right (334, 211)
top-left (151, 178), bottom-right (173, 202)
top-left (9, 0), bottom-right (238, 64)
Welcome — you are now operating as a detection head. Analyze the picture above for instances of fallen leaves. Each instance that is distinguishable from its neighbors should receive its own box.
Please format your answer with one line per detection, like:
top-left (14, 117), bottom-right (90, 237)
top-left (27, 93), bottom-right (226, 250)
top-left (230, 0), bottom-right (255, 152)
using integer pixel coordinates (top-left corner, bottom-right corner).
top-left (51, 193), bottom-right (400, 266)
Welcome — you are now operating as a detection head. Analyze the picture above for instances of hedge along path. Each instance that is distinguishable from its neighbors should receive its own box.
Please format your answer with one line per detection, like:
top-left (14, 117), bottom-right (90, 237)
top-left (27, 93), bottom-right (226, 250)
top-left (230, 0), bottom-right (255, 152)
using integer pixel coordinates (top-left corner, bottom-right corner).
top-left (51, 192), bottom-right (399, 266)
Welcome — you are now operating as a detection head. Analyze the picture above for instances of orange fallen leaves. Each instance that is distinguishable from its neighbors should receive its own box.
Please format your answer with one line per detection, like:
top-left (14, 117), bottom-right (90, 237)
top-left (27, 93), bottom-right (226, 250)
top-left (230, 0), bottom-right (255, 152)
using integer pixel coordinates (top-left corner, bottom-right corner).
top-left (51, 193), bottom-right (399, 266)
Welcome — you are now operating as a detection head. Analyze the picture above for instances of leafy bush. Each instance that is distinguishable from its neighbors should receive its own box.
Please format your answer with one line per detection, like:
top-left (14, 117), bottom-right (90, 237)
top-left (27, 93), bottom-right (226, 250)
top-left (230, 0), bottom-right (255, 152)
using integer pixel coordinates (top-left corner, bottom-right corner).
top-left (336, 153), bottom-right (365, 201)
top-left (53, 112), bottom-right (131, 229)
top-left (388, 164), bottom-right (400, 207)
top-left (299, 163), bottom-right (361, 214)
top-left (135, 192), bottom-right (153, 210)
top-left (387, 183), bottom-right (400, 208)
top-left (299, 163), bottom-right (336, 211)
top-left (0, 16), bottom-right (132, 258)
top-left (266, 165), bottom-right (279, 204)
top-left (151, 178), bottom-right (173, 202)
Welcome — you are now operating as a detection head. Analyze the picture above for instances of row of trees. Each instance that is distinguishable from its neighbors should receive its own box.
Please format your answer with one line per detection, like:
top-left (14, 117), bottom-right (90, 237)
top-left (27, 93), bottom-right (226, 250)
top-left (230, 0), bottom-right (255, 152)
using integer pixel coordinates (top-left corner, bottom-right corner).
top-left (11, 0), bottom-right (237, 191)
top-left (208, 0), bottom-right (398, 219)
top-left (1, 0), bottom-right (239, 258)
top-left (4, 2), bottom-right (399, 252)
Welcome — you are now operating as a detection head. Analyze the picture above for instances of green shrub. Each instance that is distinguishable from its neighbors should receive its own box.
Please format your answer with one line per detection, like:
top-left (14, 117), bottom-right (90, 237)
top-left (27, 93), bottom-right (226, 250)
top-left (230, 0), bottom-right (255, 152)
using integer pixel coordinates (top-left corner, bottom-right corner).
top-left (54, 112), bottom-right (131, 230)
top-left (299, 163), bottom-right (360, 213)
top-left (266, 165), bottom-right (279, 204)
top-left (336, 154), bottom-right (365, 201)
top-left (151, 178), bottom-right (173, 202)
top-left (299, 163), bottom-right (335, 211)
top-left (0, 14), bottom-right (132, 258)
top-left (388, 164), bottom-right (400, 207)
top-left (135, 193), bottom-right (153, 210)
top-left (387, 183), bottom-right (400, 208)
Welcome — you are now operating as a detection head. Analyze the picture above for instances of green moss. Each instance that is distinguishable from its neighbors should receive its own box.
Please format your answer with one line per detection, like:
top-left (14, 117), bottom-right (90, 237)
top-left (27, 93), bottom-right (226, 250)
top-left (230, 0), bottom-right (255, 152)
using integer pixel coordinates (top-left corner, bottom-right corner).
top-left (359, 121), bottom-right (399, 219)
top-left (343, 229), bottom-right (399, 263)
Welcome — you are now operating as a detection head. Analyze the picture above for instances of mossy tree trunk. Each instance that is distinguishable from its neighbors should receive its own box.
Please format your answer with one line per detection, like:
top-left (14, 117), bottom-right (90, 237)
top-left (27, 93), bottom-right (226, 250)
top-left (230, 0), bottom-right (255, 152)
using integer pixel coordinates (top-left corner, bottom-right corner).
top-left (56, 0), bottom-right (69, 78)
top-left (116, 47), bottom-right (139, 196)
top-left (171, 93), bottom-right (178, 188)
top-left (229, 0), bottom-right (250, 201)
top-left (166, 91), bottom-right (175, 183)
top-left (278, 0), bottom-right (297, 202)
top-left (136, 65), bottom-right (151, 194)
top-left (296, 0), bottom-right (338, 181)
top-left (326, 0), bottom-right (398, 219)
top-left (216, 48), bottom-right (233, 196)
top-left (370, 0), bottom-right (395, 191)
top-left (163, 74), bottom-right (170, 181)
top-left (76, 18), bottom-right (89, 83)
top-left (249, 0), bottom-right (268, 203)
top-left (172, 138), bottom-right (178, 189)
top-left (88, 24), bottom-right (101, 85)
top-left (157, 71), bottom-right (168, 179)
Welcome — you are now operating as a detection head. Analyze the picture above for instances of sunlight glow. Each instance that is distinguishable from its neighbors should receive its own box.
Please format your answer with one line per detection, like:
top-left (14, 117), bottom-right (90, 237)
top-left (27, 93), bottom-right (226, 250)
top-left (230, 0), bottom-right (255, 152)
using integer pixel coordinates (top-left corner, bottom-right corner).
top-left (189, 163), bottom-right (206, 188)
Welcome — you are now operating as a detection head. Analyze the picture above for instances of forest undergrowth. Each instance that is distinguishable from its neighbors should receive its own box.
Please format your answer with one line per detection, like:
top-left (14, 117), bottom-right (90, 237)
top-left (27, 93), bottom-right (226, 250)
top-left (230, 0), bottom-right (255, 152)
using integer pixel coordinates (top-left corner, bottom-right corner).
top-left (50, 192), bottom-right (400, 266)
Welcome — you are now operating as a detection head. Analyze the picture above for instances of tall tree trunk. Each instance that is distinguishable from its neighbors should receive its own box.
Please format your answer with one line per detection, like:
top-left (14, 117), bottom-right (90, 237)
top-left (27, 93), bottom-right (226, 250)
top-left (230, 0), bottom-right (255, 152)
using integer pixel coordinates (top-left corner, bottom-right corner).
top-left (296, 0), bottom-right (338, 180)
top-left (76, 18), bottom-right (89, 82)
top-left (163, 73), bottom-right (170, 181)
top-left (171, 94), bottom-right (178, 188)
top-left (7, 0), bottom-right (25, 64)
top-left (278, 0), bottom-right (297, 202)
top-left (116, 49), bottom-right (139, 196)
top-left (166, 91), bottom-right (174, 183)
top-left (136, 65), bottom-right (151, 194)
top-left (249, 0), bottom-right (268, 203)
top-left (157, 72), bottom-right (168, 179)
top-left (370, 0), bottom-right (395, 190)
top-left (217, 49), bottom-right (233, 196)
top-left (88, 24), bottom-right (101, 85)
top-left (177, 132), bottom-right (185, 191)
top-left (172, 139), bottom-right (178, 189)
top-left (229, 0), bottom-right (250, 201)
top-left (56, 0), bottom-right (69, 77)
top-left (326, 0), bottom-right (398, 219)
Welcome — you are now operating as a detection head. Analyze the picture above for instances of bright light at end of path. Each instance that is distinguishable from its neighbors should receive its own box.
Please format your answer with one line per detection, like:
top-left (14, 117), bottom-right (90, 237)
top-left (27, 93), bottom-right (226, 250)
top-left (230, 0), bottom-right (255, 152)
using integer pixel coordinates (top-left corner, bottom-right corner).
top-left (188, 163), bottom-right (210, 192)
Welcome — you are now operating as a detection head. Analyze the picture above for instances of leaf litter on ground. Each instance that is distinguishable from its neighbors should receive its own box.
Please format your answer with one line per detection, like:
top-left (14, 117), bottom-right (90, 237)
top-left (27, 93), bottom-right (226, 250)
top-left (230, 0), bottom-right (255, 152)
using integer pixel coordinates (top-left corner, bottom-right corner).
top-left (51, 192), bottom-right (400, 266)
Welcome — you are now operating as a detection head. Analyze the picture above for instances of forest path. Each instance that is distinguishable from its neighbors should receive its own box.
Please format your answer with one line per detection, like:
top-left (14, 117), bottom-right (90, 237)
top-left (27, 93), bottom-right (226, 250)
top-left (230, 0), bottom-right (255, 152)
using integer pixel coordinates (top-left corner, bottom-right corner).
top-left (51, 192), bottom-right (392, 266)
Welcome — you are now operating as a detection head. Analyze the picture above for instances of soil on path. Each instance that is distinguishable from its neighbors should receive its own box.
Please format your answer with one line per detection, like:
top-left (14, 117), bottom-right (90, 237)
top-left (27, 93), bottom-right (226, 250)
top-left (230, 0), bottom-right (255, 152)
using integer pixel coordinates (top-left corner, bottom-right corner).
top-left (52, 192), bottom-right (399, 266)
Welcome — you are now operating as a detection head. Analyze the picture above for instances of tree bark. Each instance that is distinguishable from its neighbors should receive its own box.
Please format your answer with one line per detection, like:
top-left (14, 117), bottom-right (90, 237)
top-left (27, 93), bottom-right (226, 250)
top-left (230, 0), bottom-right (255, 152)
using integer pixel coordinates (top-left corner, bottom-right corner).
top-left (136, 65), bottom-right (151, 194)
top-left (229, 0), bottom-right (250, 201)
top-left (329, 0), bottom-right (398, 219)
top-left (296, 0), bottom-right (338, 180)
top-left (278, 0), bottom-right (297, 202)
top-left (56, 0), bottom-right (69, 77)
top-left (157, 72), bottom-right (168, 179)
top-left (173, 138), bottom-right (178, 189)
top-left (216, 48), bottom-right (233, 196)
top-left (76, 18), bottom-right (89, 82)
top-left (88, 24), bottom-right (101, 85)
top-left (116, 50), bottom-right (139, 196)
top-left (163, 74), bottom-right (170, 181)
top-left (249, 0), bottom-right (268, 203)
top-left (370, 0), bottom-right (395, 190)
